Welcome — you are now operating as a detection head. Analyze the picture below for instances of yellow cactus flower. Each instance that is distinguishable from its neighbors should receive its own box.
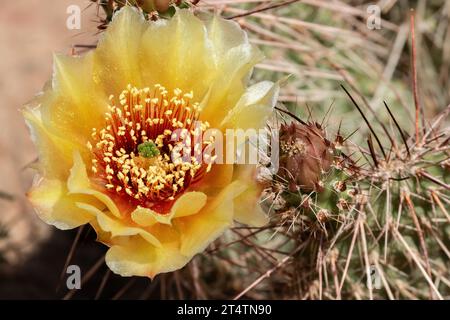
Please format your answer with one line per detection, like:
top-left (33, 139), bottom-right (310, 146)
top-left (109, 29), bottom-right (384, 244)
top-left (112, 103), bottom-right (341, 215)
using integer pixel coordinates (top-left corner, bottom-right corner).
top-left (23, 7), bottom-right (279, 278)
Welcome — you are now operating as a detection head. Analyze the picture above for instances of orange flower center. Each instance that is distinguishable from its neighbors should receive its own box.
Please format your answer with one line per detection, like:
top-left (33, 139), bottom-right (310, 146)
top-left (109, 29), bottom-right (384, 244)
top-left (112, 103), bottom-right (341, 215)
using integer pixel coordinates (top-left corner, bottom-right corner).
top-left (87, 84), bottom-right (212, 209)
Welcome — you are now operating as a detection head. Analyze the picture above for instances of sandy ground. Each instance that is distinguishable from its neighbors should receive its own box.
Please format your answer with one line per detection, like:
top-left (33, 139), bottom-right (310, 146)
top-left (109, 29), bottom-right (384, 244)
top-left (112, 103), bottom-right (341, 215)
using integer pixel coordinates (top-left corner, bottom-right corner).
top-left (0, 0), bottom-right (99, 266)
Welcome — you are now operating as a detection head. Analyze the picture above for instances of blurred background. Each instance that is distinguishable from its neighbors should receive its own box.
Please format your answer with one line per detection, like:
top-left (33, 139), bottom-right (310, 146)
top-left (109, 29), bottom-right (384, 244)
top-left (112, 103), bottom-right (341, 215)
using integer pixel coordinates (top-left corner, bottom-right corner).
top-left (0, 0), bottom-right (448, 299)
top-left (0, 0), bottom-right (103, 298)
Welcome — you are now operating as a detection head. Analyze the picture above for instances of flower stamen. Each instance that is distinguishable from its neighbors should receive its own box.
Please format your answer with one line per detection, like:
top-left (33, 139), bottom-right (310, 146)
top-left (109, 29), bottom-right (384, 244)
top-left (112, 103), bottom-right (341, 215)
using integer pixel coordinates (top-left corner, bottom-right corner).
top-left (88, 84), bottom-right (212, 209)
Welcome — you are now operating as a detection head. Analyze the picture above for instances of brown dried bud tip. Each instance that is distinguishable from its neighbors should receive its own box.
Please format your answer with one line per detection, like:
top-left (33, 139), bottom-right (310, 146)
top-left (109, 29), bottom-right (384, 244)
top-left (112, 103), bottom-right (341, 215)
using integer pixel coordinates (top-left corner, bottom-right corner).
top-left (127, 0), bottom-right (172, 13)
top-left (278, 122), bottom-right (334, 192)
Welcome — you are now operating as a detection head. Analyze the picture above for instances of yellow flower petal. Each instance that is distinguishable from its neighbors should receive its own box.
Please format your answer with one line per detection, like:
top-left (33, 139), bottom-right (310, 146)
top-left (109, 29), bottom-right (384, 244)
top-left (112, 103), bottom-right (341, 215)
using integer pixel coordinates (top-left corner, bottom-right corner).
top-left (23, 109), bottom-right (77, 180)
top-left (27, 178), bottom-right (96, 230)
top-left (202, 13), bottom-right (248, 61)
top-left (200, 44), bottom-right (264, 127)
top-left (105, 234), bottom-right (189, 278)
top-left (196, 164), bottom-right (234, 193)
top-left (171, 191), bottom-right (207, 218)
top-left (140, 9), bottom-right (214, 98)
top-left (234, 191), bottom-right (268, 227)
top-left (94, 6), bottom-right (148, 96)
top-left (68, 151), bottom-right (121, 218)
top-left (220, 81), bottom-right (279, 130)
top-left (198, 13), bottom-right (265, 126)
top-left (130, 191), bottom-right (208, 226)
top-left (232, 165), bottom-right (269, 227)
top-left (76, 202), bottom-right (162, 248)
top-left (131, 207), bottom-right (158, 227)
top-left (43, 52), bottom-right (107, 143)
top-left (89, 217), bottom-right (112, 245)
top-left (176, 180), bottom-right (247, 257)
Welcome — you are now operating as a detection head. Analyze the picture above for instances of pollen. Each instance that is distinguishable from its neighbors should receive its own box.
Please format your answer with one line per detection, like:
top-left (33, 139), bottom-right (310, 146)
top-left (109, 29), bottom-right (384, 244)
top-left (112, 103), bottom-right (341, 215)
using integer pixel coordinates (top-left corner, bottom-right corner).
top-left (88, 84), bottom-right (213, 208)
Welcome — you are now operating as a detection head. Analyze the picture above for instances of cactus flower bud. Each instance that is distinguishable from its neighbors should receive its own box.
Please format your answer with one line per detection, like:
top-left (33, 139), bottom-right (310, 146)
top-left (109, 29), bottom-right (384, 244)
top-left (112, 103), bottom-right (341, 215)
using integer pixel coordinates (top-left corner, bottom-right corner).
top-left (145, 0), bottom-right (172, 12)
top-left (278, 122), bottom-right (333, 192)
top-left (126, 0), bottom-right (172, 13)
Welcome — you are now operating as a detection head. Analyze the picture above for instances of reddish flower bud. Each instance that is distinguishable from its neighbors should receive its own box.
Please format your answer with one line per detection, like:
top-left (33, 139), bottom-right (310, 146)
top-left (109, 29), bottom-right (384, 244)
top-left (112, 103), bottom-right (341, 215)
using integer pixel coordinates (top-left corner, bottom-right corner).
top-left (278, 122), bottom-right (333, 192)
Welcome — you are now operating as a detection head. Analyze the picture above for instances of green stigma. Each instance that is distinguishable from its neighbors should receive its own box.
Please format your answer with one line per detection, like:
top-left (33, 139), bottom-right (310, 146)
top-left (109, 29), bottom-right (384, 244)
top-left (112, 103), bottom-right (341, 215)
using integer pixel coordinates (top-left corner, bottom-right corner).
top-left (138, 141), bottom-right (160, 158)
